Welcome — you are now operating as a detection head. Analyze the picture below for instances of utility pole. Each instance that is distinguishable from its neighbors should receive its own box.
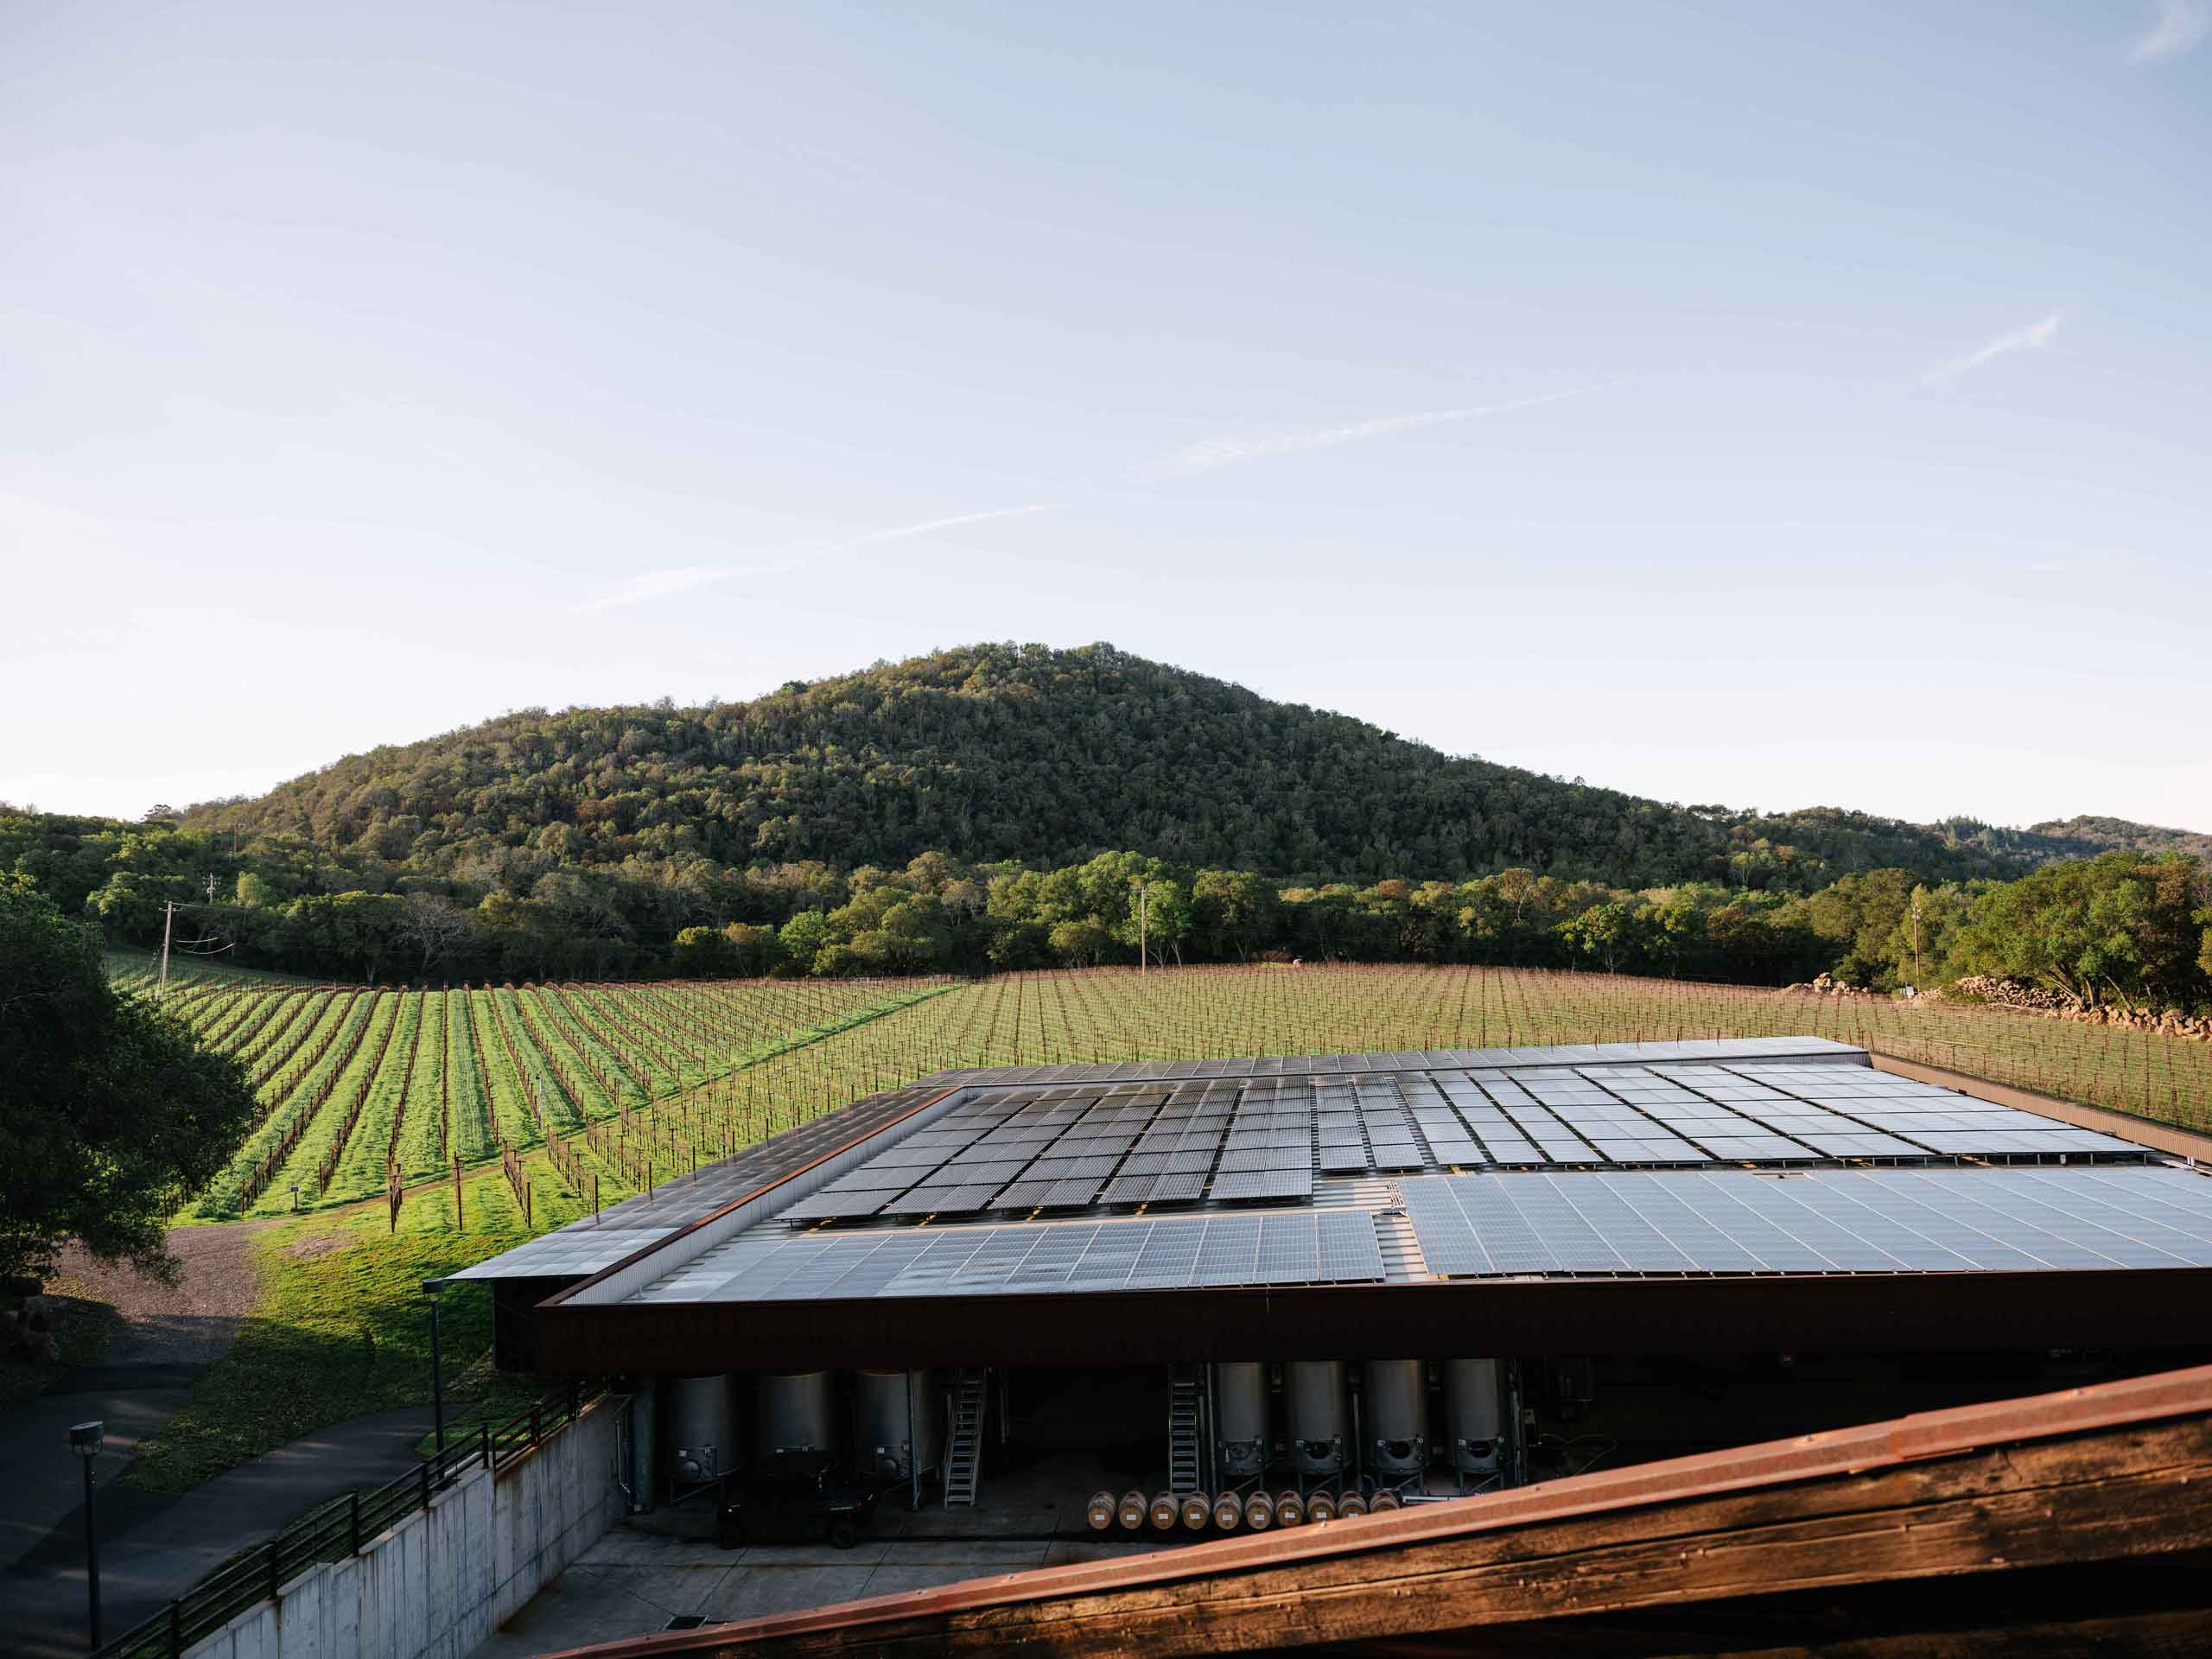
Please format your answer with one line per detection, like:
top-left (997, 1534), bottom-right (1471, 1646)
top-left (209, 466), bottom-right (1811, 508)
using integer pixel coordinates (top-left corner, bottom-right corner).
top-left (1135, 883), bottom-right (1150, 974)
top-left (158, 901), bottom-right (175, 1000)
top-left (206, 871), bottom-right (217, 904)
top-left (1910, 890), bottom-right (1923, 988)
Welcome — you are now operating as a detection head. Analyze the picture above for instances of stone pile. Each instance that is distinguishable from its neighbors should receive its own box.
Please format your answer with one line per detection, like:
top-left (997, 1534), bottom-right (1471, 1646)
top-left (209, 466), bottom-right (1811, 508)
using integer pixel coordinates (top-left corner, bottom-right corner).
top-left (1954, 976), bottom-right (2212, 1043)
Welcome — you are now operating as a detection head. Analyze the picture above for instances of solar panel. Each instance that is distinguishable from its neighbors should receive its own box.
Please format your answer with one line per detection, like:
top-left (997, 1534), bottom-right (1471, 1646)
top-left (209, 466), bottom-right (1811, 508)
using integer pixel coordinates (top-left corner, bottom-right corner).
top-left (1100, 1173), bottom-right (1160, 1205)
top-left (1210, 1167), bottom-right (1315, 1202)
top-left (1392, 1167), bottom-right (2212, 1281)
top-left (1318, 1211), bottom-right (1387, 1280)
top-left (1217, 1147), bottom-right (1281, 1174)
top-left (1041, 1177), bottom-right (1106, 1208)
top-left (778, 1190), bottom-right (888, 1222)
top-left (1699, 1135), bottom-right (1814, 1162)
top-left (820, 1167), bottom-right (922, 1192)
top-left (1148, 1171), bottom-right (1209, 1203)
top-left (1192, 1216), bottom-right (1262, 1284)
top-left (1255, 1213), bottom-right (1320, 1284)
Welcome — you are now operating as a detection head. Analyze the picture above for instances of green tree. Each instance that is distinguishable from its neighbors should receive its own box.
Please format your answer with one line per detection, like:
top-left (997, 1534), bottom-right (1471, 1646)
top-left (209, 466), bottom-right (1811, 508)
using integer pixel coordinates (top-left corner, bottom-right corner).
top-left (1948, 854), bottom-right (2210, 1011)
top-left (671, 925), bottom-right (738, 977)
top-left (0, 880), bottom-right (258, 1284)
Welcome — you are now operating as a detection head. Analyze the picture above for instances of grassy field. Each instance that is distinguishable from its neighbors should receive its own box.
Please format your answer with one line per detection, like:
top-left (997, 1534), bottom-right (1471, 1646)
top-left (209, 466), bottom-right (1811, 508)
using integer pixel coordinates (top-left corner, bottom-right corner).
top-left (120, 960), bottom-right (2212, 1492)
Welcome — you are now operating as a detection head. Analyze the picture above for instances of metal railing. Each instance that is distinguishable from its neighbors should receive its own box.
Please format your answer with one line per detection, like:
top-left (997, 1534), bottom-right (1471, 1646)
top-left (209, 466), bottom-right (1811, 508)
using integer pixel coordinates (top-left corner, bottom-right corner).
top-left (92, 1381), bottom-right (607, 1659)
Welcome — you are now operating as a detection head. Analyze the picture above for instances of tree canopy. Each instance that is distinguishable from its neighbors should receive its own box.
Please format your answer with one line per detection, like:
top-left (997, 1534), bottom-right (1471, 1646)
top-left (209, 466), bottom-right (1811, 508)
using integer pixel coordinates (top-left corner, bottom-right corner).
top-left (0, 879), bottom-right (260, 1284)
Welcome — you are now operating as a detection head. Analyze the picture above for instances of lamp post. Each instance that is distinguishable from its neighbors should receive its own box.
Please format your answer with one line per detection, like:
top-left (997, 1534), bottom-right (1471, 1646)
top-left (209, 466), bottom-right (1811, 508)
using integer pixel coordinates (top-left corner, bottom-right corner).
top-left (70, 1420), bottom-right (103, 1649)
top-left (423, 1281), bottom-right (445, 1457)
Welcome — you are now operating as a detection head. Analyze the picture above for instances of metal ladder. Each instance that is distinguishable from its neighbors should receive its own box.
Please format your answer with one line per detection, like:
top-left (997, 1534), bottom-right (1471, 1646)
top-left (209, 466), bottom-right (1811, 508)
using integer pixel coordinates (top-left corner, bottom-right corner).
top-left (1167, 1367), bottom-right (1203, 1494)
top-left (942, 1369), bottom-right (988, 1509)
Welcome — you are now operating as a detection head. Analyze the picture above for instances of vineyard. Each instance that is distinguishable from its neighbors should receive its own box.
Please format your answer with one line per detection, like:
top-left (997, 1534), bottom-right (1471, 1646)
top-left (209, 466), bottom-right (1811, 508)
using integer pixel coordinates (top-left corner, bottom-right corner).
top-left (117, 963), bottom-right (953, 1221)
top-left (125, 962), bottom-right (2212, 1239)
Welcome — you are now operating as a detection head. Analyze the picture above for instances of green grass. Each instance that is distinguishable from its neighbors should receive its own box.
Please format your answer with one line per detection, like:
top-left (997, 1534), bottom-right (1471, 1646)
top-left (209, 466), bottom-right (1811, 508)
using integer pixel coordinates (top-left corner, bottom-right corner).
top-left (127, 1179), bottom-right (559, 1492)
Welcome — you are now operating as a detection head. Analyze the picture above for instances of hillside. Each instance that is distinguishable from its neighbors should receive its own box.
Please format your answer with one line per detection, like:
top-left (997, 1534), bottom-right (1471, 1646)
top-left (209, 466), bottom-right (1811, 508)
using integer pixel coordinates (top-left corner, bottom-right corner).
top-left (2023, 815), bottom-right (2212, 863)
top-left (181, 643), bottom-right (2021, 892)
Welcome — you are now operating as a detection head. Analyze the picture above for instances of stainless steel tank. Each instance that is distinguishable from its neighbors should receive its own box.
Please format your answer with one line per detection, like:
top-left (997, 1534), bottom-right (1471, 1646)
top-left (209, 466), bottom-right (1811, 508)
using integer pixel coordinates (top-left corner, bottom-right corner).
top-left (1362, 1360), bottom-right (1428, 1476)
top-left (668, 1373), bottom-right (736, 1485)
top-left (855, 1369), bottom-right (941, 1479)
top-left (1211, 1362), bottom-right (1268, 1479)
top-left (1284, 1361), bottom-right (1345, 1477)
top-left (755, 1370), bottom-right (836, 1471)
top-left (1445, 1357), bottom-right (1504, 1475)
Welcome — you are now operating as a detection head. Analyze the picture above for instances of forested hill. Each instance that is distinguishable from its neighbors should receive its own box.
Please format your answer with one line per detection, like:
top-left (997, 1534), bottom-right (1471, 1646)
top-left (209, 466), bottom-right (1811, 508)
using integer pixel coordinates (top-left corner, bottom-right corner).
top-left (2023, 816), bottom-right (2212, 863)
top-left (182, 642), bottom-right (2018, 891)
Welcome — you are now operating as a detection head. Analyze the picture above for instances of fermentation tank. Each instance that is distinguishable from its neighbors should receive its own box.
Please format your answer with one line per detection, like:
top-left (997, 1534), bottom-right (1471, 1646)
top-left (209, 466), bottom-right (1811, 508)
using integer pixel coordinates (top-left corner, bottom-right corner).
top-left (1284, 1361), bottom-right (1346, 1477)
top-left (1445, 1358), bottom-right (1505, 1476)
top-left (1362, 1360), bottom-right (1428, 1476)
top-left (855, 1369), bottom-right (941, 1480)
top-left (755, 1371), bottom-right (836, 1472)
top-left (668, 1374), bottom-right (736, 1485)
top-left (1211, 1362), bottom-right (1268, 1478)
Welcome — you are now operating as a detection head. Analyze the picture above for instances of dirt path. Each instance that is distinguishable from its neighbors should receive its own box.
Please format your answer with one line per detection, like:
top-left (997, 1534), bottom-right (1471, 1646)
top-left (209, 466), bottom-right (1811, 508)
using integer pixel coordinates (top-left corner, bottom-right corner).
top-left (51, 1224), bottom-right (270, 1372)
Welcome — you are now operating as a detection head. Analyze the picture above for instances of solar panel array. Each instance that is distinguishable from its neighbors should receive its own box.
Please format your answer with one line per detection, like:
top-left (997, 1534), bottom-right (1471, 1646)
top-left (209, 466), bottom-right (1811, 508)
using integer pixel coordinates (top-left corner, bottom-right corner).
top-left (633, 1207), bottom-right (1391, 1303)
top-left (1400, 1166), bottom-right (2212, 1276)
top-left (634, 1163), bottom-right (2212, 1303)
top-left (778, 1059), bottom-right (2146, 1229)
top-left (440, 1078), bottom-right (955, 1281)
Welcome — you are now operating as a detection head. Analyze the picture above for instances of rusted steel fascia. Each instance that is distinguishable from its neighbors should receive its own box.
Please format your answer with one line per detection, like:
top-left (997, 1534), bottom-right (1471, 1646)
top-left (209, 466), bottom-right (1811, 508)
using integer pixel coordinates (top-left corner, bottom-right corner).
top-left (531, 1262), bottom-right (2212, 1372)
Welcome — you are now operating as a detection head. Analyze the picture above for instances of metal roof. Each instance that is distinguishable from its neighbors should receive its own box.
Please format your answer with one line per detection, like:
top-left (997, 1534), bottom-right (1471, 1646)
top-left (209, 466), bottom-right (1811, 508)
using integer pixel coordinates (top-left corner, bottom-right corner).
top-left (447, 1038), bottom-right (2201, 1318)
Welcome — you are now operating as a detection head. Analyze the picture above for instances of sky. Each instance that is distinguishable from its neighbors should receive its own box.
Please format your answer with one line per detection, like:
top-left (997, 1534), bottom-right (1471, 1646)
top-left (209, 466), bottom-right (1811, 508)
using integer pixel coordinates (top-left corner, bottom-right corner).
top-left (4, 1), bottom-right (2209, 832)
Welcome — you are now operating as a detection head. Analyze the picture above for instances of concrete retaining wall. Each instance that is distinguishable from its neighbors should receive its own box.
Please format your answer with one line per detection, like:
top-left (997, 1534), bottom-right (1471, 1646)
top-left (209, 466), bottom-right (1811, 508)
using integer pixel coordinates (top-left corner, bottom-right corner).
top-left (185, 1398), bottom-right (626, 1659)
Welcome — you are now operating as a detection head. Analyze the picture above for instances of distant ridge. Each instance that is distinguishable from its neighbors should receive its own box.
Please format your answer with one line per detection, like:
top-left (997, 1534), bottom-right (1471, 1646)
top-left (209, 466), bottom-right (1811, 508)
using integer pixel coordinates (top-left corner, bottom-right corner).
top-left (2022, 815), bottom-right (2212, 863)
top-left (178, 642), bottom-right (2190, 892)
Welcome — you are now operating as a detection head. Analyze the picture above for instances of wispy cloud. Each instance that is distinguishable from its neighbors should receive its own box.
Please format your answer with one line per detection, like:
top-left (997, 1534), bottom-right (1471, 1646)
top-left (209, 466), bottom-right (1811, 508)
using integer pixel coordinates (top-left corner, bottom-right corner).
top-left (2129, 0), bottom-right (2210, 60)
top-left (569, 564), bottom-right (737, 613)
top-left (568, 505), bottom-right (1058, 612)
top-left (1916, 312), bottom-right (2063, 387)
top-left (836, 503), bottom-right (1061, 550)
top-left (1134, 385), bottom-right (1616, 481)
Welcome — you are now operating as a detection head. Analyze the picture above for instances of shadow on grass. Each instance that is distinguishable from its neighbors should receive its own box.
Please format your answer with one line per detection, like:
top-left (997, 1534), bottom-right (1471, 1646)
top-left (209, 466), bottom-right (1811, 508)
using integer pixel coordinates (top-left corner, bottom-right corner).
top-left (128, 1205), bottom-right (536, 1493)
